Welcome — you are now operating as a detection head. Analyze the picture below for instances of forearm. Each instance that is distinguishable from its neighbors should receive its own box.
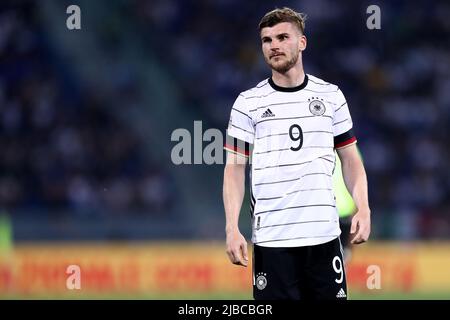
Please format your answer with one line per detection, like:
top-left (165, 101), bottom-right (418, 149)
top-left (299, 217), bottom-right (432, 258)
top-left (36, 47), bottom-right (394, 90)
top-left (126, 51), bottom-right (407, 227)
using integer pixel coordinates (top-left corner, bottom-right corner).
top-left (341, 157), bottom-right (370, 213)
top-left (223, 164), bottom-right (246, 234)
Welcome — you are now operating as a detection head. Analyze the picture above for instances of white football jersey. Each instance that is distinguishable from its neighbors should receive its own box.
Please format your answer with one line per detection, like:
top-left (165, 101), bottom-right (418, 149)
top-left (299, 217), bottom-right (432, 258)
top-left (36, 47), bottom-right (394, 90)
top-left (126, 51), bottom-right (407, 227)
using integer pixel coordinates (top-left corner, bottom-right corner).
top-left (225, 74), bottom-right (357, 247)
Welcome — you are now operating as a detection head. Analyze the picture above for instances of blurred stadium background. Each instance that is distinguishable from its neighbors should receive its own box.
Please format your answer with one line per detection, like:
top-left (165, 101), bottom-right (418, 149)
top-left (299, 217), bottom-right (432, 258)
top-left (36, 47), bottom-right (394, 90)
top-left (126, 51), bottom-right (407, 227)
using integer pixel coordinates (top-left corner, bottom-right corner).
top-left (0, 0), bottom-right (449, 299)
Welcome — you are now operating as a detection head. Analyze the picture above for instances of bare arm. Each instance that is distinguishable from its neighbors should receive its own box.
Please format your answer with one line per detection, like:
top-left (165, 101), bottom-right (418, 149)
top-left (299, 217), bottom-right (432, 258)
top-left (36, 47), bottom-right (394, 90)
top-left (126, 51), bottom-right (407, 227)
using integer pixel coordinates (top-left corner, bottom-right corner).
top-left (336, 144), bottom-right (371, 244)
top-left (223, 151), bottom-right (248, 266)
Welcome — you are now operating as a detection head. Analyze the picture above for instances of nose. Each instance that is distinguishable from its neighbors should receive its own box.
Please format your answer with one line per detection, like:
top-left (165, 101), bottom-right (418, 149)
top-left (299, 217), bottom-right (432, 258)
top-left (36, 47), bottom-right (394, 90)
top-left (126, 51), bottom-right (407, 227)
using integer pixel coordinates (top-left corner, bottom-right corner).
top-left (270, 40), bottom-right (280, 51)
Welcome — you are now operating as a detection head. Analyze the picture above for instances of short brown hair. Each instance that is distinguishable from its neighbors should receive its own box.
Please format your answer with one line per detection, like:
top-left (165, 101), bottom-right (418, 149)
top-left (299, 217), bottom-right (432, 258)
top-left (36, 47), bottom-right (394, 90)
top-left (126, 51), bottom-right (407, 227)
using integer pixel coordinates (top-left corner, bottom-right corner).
top-left (258, 7), bottom-right (306, 35)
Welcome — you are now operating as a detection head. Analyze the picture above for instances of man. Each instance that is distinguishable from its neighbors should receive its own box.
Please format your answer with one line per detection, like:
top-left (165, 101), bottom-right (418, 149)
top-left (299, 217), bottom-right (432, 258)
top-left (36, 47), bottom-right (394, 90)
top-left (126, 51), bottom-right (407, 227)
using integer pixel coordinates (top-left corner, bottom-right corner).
top-left (223, 7), bottom-right (371, 300)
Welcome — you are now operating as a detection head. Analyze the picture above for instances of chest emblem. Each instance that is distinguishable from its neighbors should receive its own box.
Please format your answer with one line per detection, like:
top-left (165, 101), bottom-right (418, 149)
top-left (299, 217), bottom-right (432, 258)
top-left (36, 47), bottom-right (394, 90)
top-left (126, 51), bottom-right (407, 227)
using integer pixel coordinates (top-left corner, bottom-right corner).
top-left (308, 97), bottom-right (326, 116)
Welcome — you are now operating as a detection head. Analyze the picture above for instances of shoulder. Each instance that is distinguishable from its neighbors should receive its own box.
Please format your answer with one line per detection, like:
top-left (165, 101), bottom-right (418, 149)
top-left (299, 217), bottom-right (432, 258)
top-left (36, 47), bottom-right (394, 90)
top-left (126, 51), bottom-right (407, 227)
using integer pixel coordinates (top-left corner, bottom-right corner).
top-left (307, 74), bottom-right (349, 109)
top-left (238, 78), bottom-right (271, 98)
top-left (307, 74), bottom-right (340, 93)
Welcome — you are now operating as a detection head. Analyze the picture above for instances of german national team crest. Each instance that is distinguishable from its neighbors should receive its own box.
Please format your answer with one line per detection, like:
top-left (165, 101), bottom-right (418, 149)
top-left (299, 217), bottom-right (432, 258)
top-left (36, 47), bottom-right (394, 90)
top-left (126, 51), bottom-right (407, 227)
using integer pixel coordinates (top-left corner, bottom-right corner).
top-left (308, 97), bottom-right (326, 116)
top-left (255, 272), bottom-right (267, 290)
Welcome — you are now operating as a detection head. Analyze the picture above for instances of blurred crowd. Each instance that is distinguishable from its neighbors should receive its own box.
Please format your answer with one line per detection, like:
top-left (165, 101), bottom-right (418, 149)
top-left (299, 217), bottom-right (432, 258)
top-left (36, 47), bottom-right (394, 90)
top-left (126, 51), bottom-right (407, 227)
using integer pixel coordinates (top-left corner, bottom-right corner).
top-left (132, 0), bottom-right (450, 239)
top-left (0, 0), bottom-right (449, 239)
top-left (0, 1), bottom-right (175, 217)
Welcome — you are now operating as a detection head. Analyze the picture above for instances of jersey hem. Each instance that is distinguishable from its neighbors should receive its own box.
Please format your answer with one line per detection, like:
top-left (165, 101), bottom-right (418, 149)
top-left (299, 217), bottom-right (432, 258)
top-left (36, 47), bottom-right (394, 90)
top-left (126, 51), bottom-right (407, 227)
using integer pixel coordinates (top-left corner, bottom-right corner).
top-left (252, 234), bottom-right (341, 248)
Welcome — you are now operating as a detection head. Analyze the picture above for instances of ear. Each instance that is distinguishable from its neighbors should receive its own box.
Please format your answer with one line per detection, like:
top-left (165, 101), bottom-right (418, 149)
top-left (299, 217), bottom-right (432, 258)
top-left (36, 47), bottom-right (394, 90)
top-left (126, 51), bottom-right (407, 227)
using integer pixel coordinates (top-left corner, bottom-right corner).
top-left (299, 35), bottom-right (307, 51)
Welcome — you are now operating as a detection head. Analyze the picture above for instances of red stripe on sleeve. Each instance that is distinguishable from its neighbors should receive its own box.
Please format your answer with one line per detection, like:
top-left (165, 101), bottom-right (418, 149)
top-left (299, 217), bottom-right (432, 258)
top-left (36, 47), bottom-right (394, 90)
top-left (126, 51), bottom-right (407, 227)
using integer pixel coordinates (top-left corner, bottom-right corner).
top-left (335, 136), bottom-right (357, 149)
top-left (224, 143), bottom-right (249, 156)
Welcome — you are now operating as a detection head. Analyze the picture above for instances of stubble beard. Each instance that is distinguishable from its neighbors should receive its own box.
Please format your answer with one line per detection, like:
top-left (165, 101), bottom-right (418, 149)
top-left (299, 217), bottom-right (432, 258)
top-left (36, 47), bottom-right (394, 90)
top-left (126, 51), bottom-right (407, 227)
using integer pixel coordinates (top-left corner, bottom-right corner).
top-left (268, 51), bottom-right (299, 74)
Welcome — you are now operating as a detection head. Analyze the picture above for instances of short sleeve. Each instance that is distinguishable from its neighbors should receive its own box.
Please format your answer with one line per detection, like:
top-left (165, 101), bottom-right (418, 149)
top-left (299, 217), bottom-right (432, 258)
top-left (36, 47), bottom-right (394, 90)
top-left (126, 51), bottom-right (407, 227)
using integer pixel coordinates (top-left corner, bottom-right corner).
top-left (224, 94), bottom-right (255, 156)
top-left (226, 94), bottom-right (255, 143)
top-left (333, 89), bottom-right (357, 149)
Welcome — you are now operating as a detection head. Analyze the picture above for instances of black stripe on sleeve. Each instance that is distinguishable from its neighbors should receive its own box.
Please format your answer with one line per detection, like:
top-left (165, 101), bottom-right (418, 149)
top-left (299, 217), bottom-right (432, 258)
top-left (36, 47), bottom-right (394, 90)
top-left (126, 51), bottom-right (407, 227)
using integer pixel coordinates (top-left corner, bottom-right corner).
top-left (334, 129), bottom-right (355, 146)
top-left (333, 119), bottom-right (348, 126)
top-left (335, 102), bottom-right (347, 112)
top-left (232, 108), bottom-right (252, 121)
top-left (308, 78), bottom-right (331, 86)
top-left (245, 91), bottom-right (276, 100)
top-left (224, 133), bottom-right (251, 156)
top-left (230, 123), bottom-right (253, 134)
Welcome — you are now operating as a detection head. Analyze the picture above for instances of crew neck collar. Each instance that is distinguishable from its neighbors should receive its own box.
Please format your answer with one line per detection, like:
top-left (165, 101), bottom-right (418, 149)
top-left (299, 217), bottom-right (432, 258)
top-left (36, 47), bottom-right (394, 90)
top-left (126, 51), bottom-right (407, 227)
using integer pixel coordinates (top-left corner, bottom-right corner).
top-left (268, 74), bottom-right (309, 92)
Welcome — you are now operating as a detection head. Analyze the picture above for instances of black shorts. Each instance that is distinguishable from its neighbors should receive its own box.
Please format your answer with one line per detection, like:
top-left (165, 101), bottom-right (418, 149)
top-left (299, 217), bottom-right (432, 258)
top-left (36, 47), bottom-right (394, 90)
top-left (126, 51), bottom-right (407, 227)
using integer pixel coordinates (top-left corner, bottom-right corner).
top-left (253, 237), bottom-right (347, 300)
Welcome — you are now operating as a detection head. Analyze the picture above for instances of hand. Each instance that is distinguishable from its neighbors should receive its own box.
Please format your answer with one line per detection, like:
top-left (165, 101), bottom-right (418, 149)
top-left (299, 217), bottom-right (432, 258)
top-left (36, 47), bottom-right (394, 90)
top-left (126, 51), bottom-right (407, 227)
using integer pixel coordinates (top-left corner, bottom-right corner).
top-left (350, 209), bottom-right (371, 244)
top-left (226, 230), bottom-right (248, 267)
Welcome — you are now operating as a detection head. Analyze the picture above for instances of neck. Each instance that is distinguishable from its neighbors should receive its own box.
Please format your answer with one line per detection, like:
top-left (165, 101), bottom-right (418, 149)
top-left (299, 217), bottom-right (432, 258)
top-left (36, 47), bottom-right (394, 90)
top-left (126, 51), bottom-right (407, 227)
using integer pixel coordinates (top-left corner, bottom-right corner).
top-left (271, 62), bottom-right (305, 88)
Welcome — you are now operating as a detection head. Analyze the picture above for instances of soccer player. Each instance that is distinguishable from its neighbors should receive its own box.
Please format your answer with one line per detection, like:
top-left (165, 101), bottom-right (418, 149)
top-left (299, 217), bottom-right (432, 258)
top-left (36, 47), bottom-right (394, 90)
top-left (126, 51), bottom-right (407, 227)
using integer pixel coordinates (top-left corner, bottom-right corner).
top-left (223, 7), bottom-right (371, 300)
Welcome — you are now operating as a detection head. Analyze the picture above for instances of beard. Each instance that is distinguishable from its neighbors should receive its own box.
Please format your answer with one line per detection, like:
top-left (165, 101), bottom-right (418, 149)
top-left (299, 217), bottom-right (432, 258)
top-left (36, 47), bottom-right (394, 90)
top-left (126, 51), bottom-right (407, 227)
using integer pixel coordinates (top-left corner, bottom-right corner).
top-left (267, 51), bottom-right (299, 73)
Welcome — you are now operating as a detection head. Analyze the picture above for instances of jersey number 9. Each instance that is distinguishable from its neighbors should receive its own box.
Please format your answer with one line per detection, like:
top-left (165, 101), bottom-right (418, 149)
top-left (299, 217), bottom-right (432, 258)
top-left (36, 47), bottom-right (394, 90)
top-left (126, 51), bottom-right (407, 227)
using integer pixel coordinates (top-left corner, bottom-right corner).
top-left (289, 124), bottom-right (303, 151)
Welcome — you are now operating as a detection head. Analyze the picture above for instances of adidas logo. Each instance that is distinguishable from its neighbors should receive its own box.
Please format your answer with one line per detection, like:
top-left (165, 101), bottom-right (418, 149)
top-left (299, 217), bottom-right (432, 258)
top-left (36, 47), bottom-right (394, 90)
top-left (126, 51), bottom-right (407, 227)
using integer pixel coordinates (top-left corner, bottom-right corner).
top-left (261, 108), bottom-right (275, 118)
top-left (336, 288), bottom-right (347, 298)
